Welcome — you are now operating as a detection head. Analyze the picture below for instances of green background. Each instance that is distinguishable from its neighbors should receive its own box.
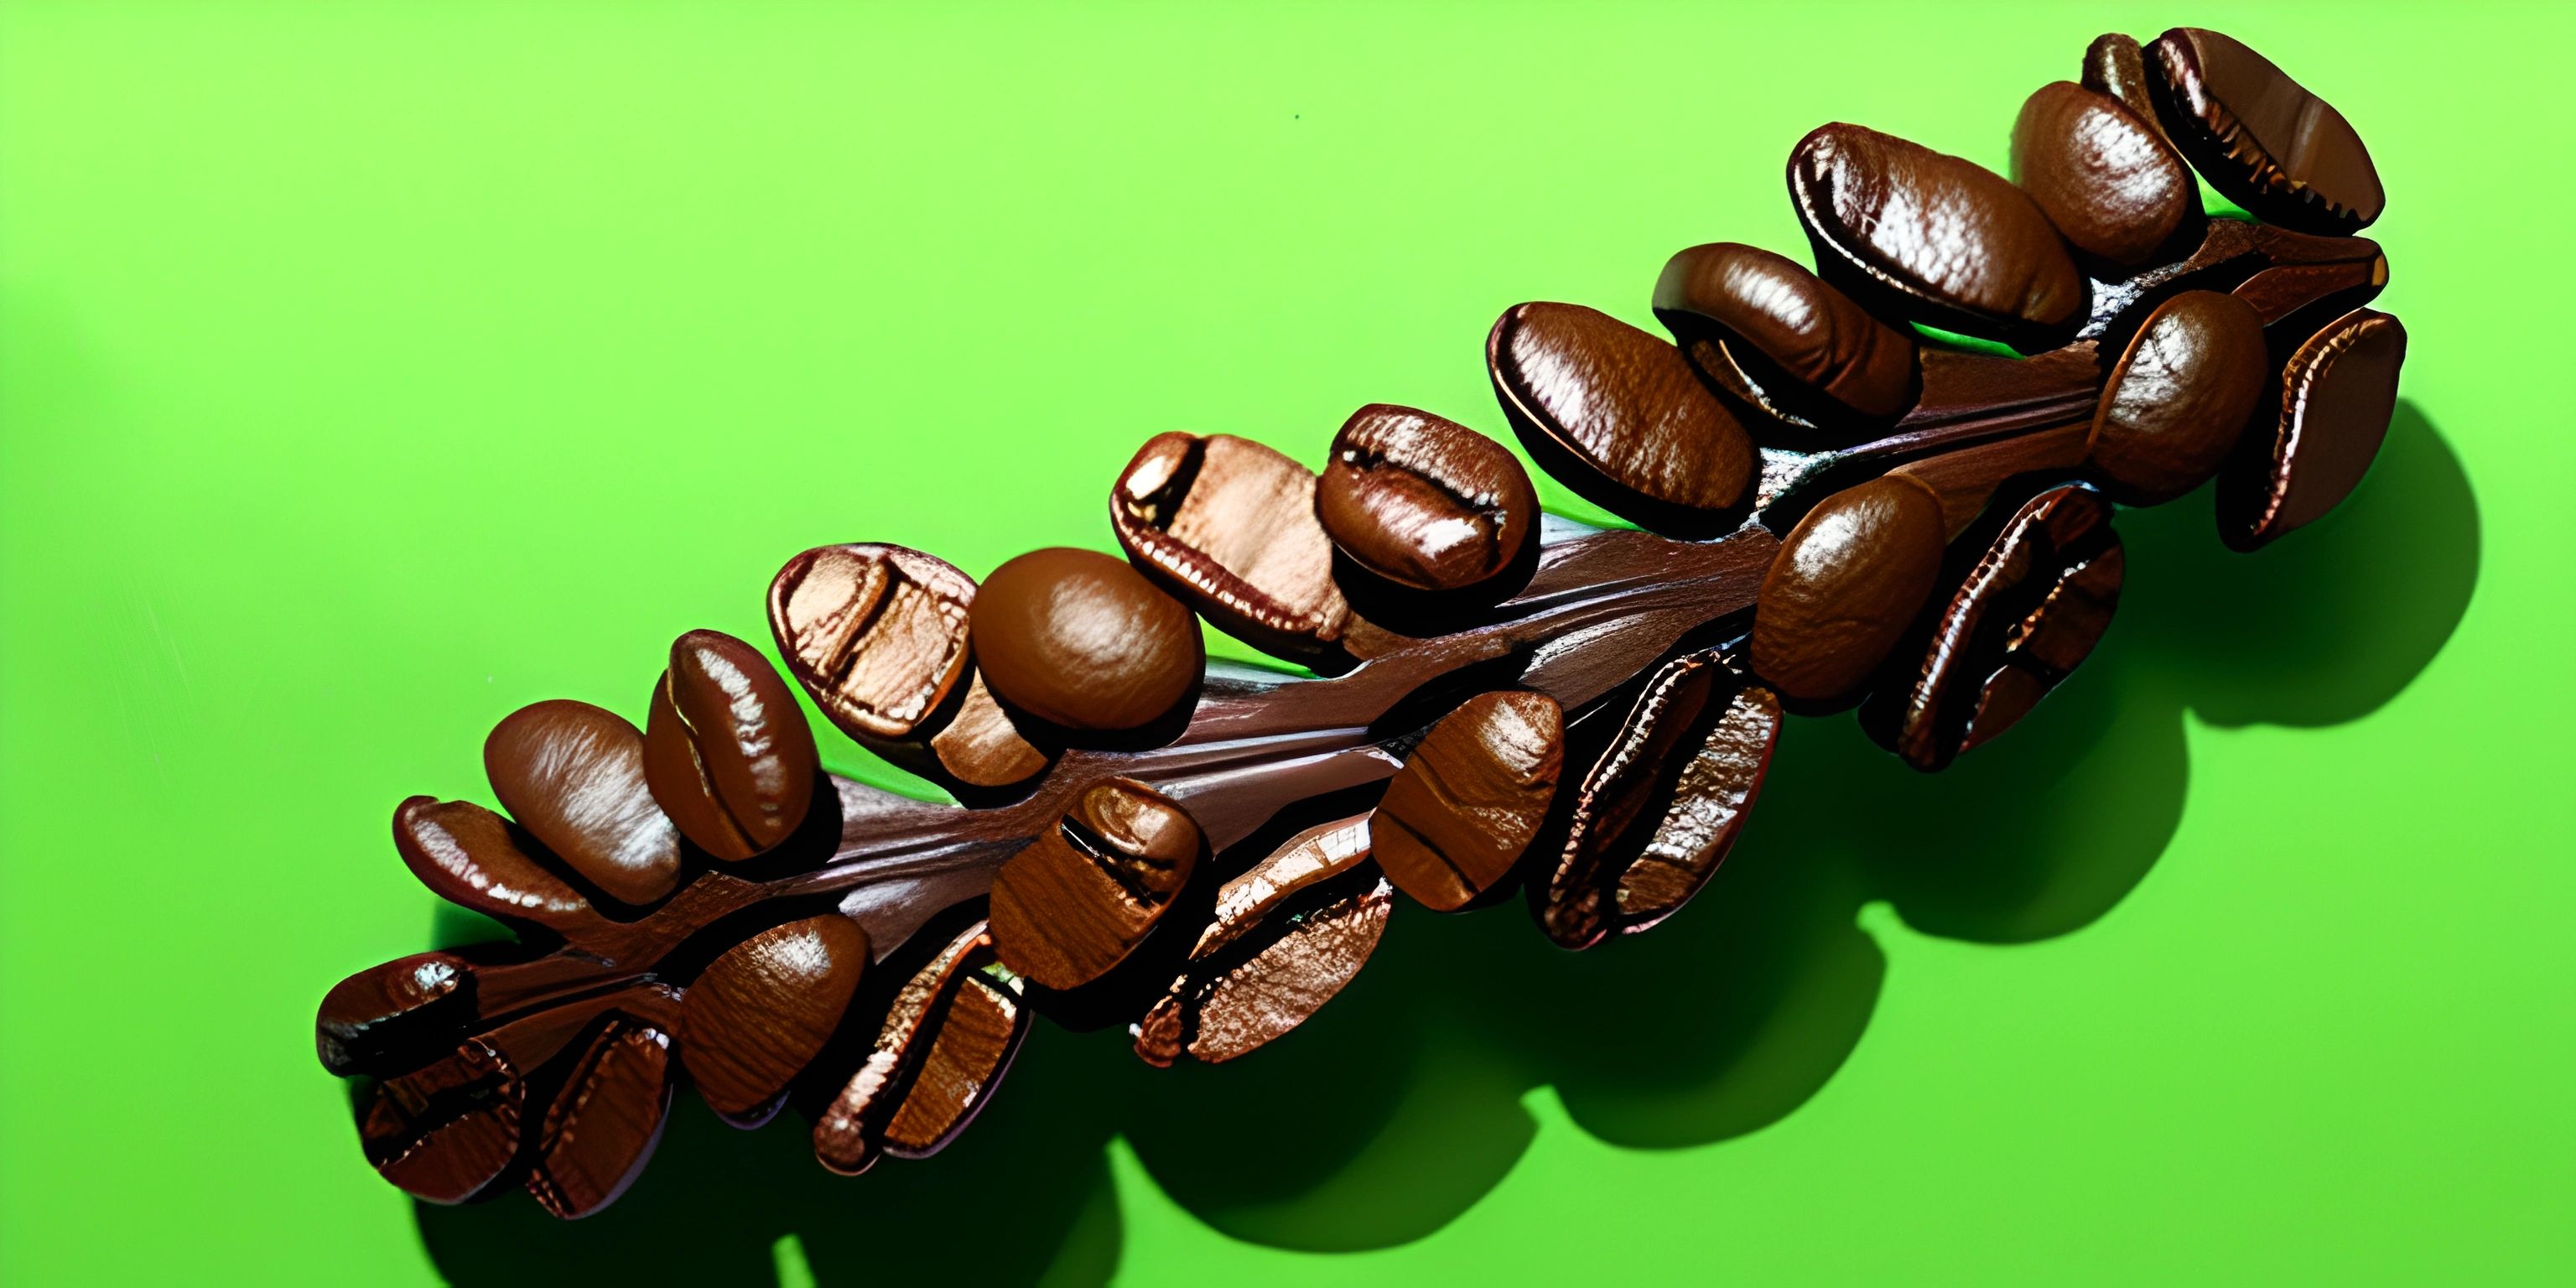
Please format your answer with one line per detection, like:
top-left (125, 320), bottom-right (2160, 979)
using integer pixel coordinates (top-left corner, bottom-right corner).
top-left (3, 1), bottom-right (2567, 1282)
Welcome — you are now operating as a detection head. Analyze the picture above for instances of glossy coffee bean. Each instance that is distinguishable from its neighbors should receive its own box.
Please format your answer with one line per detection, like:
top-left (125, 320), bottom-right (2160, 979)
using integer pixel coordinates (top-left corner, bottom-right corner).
top-left (524, 1016), bottom-right (675, 1219)
top-left (989, 776), bottom-right (1202, 990)
top-left (879, 969), bottom-right (1028, 1159)
top-left (2081, 33), bottom-right (2166, 139)
top-left (679, 914), bottom-right (870, 1123)
top-left (1863, 484), bottom-right (2125, 771)
top-left (1315, 404), bottom-right (1537, 593)
top-left (1751, 475), bottom-right (1949, 707)
top-left (2220, 308), bottom-right (2407, 551)
top-left (1789, 123), bottom-right (2085, 346)
top-left (1111, 432), bottom-right (1352, 656)
top-left (2012, 82), bottom-right (2197, 269)
top-left (642, 630), bottom-right (818, 861)
top-left (359, 1035), bottom-right (526, 1204)
top-left (392, 796), bottom-right (595, 932)
top-left (969, 548), bottom-right (1202, 732)
top-left (316, 950), bottom-right (475, 1076)
top-left (2148, 28), bottom-right (2384, 235)
top-left (485, 700), bottom-right (683, 906)
top-left (768, 543), bottom-right (975, 741)
top-left (1609, 682), bottom-right (1780, 932)
top-left (1652, 242), bottom-right (1919, 426)
top-left (1488, 302), bottom-right (1755, 521)
top-left (2086, 289), bottom-right (2270, 505)
top-left (1371, 689), bottom-right (1564, 911)
top-left (813, 922), bottom-right (1009, 1176)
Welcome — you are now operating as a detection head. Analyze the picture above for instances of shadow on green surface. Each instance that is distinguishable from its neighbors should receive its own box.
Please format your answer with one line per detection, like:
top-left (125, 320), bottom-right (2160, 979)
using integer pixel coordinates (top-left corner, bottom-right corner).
top-left (413, 402), bottom-right (2475, 1284)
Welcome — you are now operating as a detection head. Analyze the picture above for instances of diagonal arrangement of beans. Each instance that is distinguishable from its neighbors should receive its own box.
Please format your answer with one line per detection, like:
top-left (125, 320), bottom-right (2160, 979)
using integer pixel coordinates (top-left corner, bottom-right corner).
top-left (317, 28), bottom-right (2407, 1219)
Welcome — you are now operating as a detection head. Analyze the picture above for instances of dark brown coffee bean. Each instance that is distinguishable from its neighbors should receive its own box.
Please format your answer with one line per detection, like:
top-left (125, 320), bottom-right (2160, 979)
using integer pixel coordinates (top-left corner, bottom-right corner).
top-left (1372, 690), bottom-right (1563, 911)
top-left (989, 777), bottom-right (1202, 990)
top-left (1789, 123), bottom-right (2085, 346)
top-left (1751, 475), bottom-right (1949, 707)
top-left (1487, 302), bottom-right (1755, 520)
top-left (2220, 308), bottom-right (2407, 551)
top-left (359, 1036), bottom-right (527, 1204)
top-left (485, 700), bottom-right (682, 906)
top-left (2148, 28), bottom-right (2384, 235)
top-left (768, 543), bottom-right (975, 741)
top-left (1136, 867), bottom-right (1392, 1067)
top-left (316, 950), bottom-right (475, 1077)
top-left (642, 630), bottom-right (818, 861)
top-left (969, 548), bottom-right (1202, 732)
top-left (2085, 289), bottom-right (2270, 505)
top-left (1651, 242), bottom-right (1919, 426)
top-left (2011, 82), bottom-right (2197, 269)
top-left (924, 669), bottom-right (1050, 788)
top-left (392, 796), bottom-right (596, 932)
top-left (1609, 683), bottom-right (1779, 932)
top-left (2081, 34), bottom-right (2166, 139)
top-left (1111, 432), bottom-right (1353, 656)
top-left (1863, 484), bottom-right (2125, 771)
top-left (1315, 404), bottom-right (1537, 593)
top-left (524, 1015), bottom-right (675, 1219)
top-left (879, 969), bottom-right (1029, 1159)
top-left (813, 922), bottom-right (1008, 1176)
top-left (679, 914), bottom-right (870, 1123)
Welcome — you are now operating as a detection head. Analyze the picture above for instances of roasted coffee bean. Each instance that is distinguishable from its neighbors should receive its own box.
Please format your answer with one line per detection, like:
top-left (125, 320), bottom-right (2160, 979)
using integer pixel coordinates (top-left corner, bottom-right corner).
top-left (1135, 866), bottom-right (1392, 1067)
top-left (2148, 28), bottom-right (2383, 235)
top-left (525, 1016), bottom-right (676, 1219)
top-left (1193, 814), bottom-right (1374, 960)
top-left (679, 914), bottom-right (871, 1123)
top-left (1789, 123), bottom-right (2085, 347)
top-left (1607, 683), bottom-right (1779, 932)
top-left (1315, 404), bottom-right (1537, 593)
top-left (2085, 289), bottom-right (2270, 505)
top-left (1863, 484), bottom-right (2125, 771)
top-left (1652, 242), bottom-right (1919, 428)
top-left (813, 922), bottom-right (1018, 1176)
top-left (989, 777), bottom-right (1202, 990)
top-left (1487, 302), bottom-right (1755, 519)
top-left (642, 630), bottom-right (818, 861)
top-left (969, 548), bottom-right (1202, 732)
top-left (316, 949), bottom-right (476, 1076)
top-left (769, 543), bottom-right (975, 741)
top-left (924, 669), bottom-right (1049, 788)
top-left (392, 796), bottom-right (596, 932)
top-left (2011, 82), bottom-right (2197, 270)
top-left (1111, 432), bottom-right (1353, 656)
top-left (2081, 34), bottom-right (2166, 139)
top-left (879, 969), bottom-right (1028, 1159)
top-left (1372, 690), bottom-right (1564, 911)
top-left (1751, 475), bottom-right (1949, 707)
top-left (2220, 308), bottom-right (2407, 551)
top-left (359, 1036), bottom-right (527, 1204)
top-left (485, 699), bottom-right (683, 906)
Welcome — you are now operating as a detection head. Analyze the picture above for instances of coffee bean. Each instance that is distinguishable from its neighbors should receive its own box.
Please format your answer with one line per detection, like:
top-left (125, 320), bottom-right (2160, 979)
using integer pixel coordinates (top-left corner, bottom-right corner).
top-left (2011, 82), bottom-right (2198, 270)
top-left (1315, 404), bottom-right (1537, 593)
top-left (1651, 242), bottom-right (1919, 427)
top-left (813, 921), bottom-right (1014, 1176)
top-left (316, 949), bottom-right (476, 1077)
top-left (879, 969), bottom-right (1028, 1159)
top-left (2220, 308), bottom-right (2407, 551)
top-left (1192, 814), bottom-right (1374, 961)
top-left (1135, 865), bottom-right (1392, 1067)
top-left (1609, 683), bottom-right (1780, 932)
top-left (392, 796), bottom-right (596, 932)
top-left (2148, 28), bottom-right (2384, 235)
top-left (642, 630), bottom-right (818, 861)
top-left (524, 1016), bottom-right (675, 1219)
top-left (1862, 484), bottom-right (2124, 771)
top-left (485, 700), bottom-right (683, 906)
top-left (924, 669), bottom-right (1049, 788)
top-left (969, 548), bottom-right (1202, 732)
top-left (2081, 34), bottom-right (2167, 140)
top-left (1111, 432), bottom-right (1353, 656)
top-left (679, 914), bottom-right (871, 1123)
top-left (1488, 302), bottom-right (1754, 522)
top-left (2085, 288), bottom-right (2270, 505)
top-left (989, 776), bottom-right (1202, 990)
top-left (1372, 690), bottom-right (1564, 911)
top-left (1751, 475), bottom-right (1949, 707)
top-left (359, 1035), bottom-right (527, 1204)
top-left (769, 543), bottom-right (975, 741)
top-left (1789, 123), bottom-right (2085, 347)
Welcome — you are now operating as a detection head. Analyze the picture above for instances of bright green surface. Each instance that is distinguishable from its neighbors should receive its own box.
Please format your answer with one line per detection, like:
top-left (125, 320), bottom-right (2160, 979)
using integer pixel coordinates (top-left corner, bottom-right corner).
top-left (3, 2), bottom-right (2568, 1283)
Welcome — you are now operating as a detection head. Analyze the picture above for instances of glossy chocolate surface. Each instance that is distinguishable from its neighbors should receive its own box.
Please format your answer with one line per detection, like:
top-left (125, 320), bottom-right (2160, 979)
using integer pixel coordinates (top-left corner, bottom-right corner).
top-left (2148, 27), bottom-right (2384, 234)
top-left (1317, 404), bottom-right (1537, 593)
top-left (969, 547), bottom-right (1202, 732)
top-left (643, 629), bottom-right (818, 861)
top-left (2012, 81), bottom-right (2198, 269)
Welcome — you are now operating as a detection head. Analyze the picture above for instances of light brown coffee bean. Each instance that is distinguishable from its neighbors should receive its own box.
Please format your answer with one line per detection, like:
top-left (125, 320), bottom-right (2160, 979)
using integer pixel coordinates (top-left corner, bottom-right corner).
top-left (969, 547), bottom-right (1202, 732)
top-left (1372, 690), bottom-right (1564, 911)
top-left (989, 777), bottom-right (1202, 990)
top-left (1487, 302), bottom-right (1755, 522)
top-left (924, 669), bottom-right (1050, 788)
top-left (2086, 289), bottom-right (2270, 505)
top-left (879, 969), bottom-right (1029, 1159)
top-left (1111, 432), bottom-right (1353, 656)
top-left (2148, 28), bottom-right (2384, 235)
top-left (768, 543), bottom-right (975, 741)
top-left (679, 914), bottom-right (870, 1123)
top-left (1652, 242), bottom-right (1919, 427)
top-left (642, 630), bottom-right (818, 861)
top-left (2012, 81), bottom-right (2198, 269)
top-left (2219, 308), bottom-right (2407, 551)
top-left (1136, 870), bottom-right (1392, 1067)
top-left (1751, 475), bottom-right (1950, 707)
top-left (812, 922), bottom-right (1021, 1176)
top-left (1316, 404), bottom-right (1537, 593)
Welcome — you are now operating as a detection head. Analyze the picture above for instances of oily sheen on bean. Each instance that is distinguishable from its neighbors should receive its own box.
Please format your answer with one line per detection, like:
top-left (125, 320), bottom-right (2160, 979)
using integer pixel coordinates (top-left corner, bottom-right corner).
top-left (2220, 308), bottom-right (2407, 551)
top-left (486, 700), bottom-right (683, 906)
top-left (642, 629), bottom-right (818, 861)
top-left (1371, 690), bottom-right (1564, 911)
top-left (679, 914), bottom-right (871, 1122)
top-left (1487, 302), bottom-right (1754, 521)
top-left (524, 1017), bottom-right (675, 1219)
top-left (392, 796), bottom-right (596, 932)
top-left (813, 922), bottom-right (1021, 1176)
top-left (768, 543), bottom-right (975, 741)
top-left (2011, 81), bottom-right (2198, 269)
top-left (1315, 404), bottom-right (1537, 594)
top-left (1652, 242), bottom-right (1919, 428)
top-left (1751, 475), bottom-right (1950, 707)
top-left (1111, 432), bottom-right (1353, 656)
top-left (2086, 289), bottom-right (2271, 505)
top-left (2148, 27), bottom-right (2384, 235)
top-left (988, 777), bottom-right (1202, 991)
top-left (969, 547), bottom-right (1202, 732)
top-left (2081, 34), bottom-right (2167, 138)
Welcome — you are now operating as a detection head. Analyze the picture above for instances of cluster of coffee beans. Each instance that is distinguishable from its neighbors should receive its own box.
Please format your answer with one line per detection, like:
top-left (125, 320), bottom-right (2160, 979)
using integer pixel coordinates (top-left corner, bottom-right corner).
top-left (318, 26), bottom-right (2406, 1218)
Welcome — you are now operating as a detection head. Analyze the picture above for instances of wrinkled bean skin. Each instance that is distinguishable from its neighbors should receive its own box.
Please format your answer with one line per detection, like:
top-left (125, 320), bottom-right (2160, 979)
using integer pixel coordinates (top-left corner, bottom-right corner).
top-left (1112, 432), bottom-right (1353, 656)
top-left (1652, 242), bottom-right (1919, 426)
top-left (2012, 82), bottom-right (2198, 269)
top-left (1316, 404), bottom-right (1537, 593)
top-left (2220, 308), bottom-right (2407, 551)
top-left (1610, 683), bottom-right (1780, 933)
top-left (1487, 302), bottom-right (1755, 520)
top-left (1863, 484), bottom-right (2125, 771)
top-left (812, 922), bottom-right (1006, 1176)
top-left (485, 700), bottom-right (683, 906)
top-left (2148, 28), bottom-right (2384, 235)
top-left (989, 777), bottom-right (1203, 990)
top-left (679, 914), bottom-right (870, 1123)
top-left (879, 971), bottom-right (1029, 1159)
top-left (2086, 289), bottom-right (2271, 505)
top-left (2082, 34), bottom-right (2167, 139)
top-left (1789, 123), bottom-right (2085, 347)
top-left (392, 796), bottom-right (595, 931)
top-left (969, 547), bottom-right (1202, 732)
top-left (768, 543), bottom-right (975, 741)
top-left (1752, 475), bottom-right (1950, 708)
top-left (1135, 874), bottom-right (1392, 1067)
top-left (1371, 690), bottom-right (1564, 911)
top-left (643, 630), bottom-right (818, 861)
top-left (525, 1018), bottom-right (675, 1219)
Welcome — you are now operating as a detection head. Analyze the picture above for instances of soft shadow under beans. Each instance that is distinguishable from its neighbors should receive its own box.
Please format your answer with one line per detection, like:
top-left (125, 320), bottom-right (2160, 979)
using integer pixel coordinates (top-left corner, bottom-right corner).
top-left (414, 402), bottom-right (2475, 1279)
